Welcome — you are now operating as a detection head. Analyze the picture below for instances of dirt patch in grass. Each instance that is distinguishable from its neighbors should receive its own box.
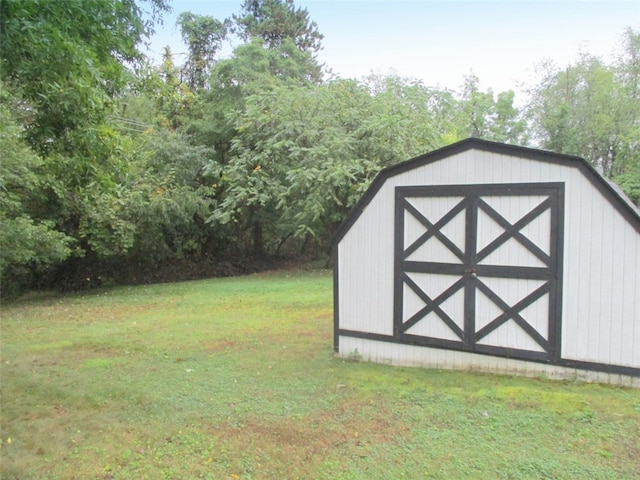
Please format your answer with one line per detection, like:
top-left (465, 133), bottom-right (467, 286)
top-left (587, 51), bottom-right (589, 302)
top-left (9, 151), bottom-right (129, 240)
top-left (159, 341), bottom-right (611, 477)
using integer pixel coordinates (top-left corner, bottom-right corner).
top-left (202, 339), bottom-right (239, 353)
top-left (206, 397), bottom-right (407, 477)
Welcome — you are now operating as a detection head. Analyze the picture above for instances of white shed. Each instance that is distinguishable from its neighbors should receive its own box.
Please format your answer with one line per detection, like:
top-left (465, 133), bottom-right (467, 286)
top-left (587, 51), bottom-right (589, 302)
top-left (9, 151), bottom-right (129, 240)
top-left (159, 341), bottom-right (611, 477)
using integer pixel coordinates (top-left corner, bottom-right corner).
top-left (333, 138), bottom-right (640, 386)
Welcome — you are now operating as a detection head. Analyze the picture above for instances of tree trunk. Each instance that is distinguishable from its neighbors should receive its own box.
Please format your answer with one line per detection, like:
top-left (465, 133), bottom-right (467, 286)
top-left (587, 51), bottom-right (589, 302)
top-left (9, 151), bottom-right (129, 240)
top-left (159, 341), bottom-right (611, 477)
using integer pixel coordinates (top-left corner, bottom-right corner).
top-left (275, 231), bottom-right (294, 257)
top-left (253, 221), bottom-right (264, 256)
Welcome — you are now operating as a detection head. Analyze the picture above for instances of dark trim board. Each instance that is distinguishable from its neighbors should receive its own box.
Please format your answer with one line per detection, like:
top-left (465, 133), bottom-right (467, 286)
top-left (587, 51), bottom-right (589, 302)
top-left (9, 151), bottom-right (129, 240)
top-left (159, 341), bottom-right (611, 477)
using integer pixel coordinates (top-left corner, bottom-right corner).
top-left (332, 246), bottom-right (340, 353)
top-left (337, 329), bottom-right (640, 378)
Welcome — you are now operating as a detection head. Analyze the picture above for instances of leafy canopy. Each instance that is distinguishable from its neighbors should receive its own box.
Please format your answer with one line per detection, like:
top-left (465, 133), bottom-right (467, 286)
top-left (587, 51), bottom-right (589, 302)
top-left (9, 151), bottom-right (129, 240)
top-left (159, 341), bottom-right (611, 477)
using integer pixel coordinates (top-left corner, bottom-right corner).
top-left (177, 12), bottom-right (229, 90)
top-left (233, 0), bottom-right (323, 53)
top-left (0, 0), bottom-right (170, 154)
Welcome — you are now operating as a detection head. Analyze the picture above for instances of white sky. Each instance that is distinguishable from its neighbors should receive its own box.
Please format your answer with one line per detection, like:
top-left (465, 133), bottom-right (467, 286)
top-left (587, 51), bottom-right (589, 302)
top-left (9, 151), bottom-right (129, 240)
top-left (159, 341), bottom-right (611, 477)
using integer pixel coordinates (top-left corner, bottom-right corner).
top-left (147, 0), bottom-right (640, 94)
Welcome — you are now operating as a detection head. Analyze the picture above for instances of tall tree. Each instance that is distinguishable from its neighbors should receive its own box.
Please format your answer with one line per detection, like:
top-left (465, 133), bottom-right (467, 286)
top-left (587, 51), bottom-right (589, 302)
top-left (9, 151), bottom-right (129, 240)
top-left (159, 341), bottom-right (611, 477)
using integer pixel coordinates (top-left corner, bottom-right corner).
top-left (233, 0), bottom-right (323, 53)
top-left (187, 37), bottom-right (323, 166)
top-left (177, 12), bottom-right (229, 90)
top-left (362, 74), bottom-right (442, 166)
top-left (527, 55), bottom-right (624, 177)
top-left (192, 38), bottom-right (325, 253)
top-left (612, 27), bottom-right (640, 203)
top-left (456, 73), bottom-right (525, 144)
top-left (125, 47), bottom-right (194, 130)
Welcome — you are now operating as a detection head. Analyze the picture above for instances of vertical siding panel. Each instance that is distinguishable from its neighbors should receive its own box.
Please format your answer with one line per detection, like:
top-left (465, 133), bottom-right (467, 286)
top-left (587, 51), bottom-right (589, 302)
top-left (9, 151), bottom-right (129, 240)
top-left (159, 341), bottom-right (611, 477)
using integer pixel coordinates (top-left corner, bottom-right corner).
top-left (357, 216), bottom-right (365, 333)
top-left (585, 175), bottom-right (600, 362)
top-left (626, 230), bottom-right (640, 366)
top-left (374, 338), bottom-right (382, 364)
top-left (345, 226), bottom-right (353, 335)
top-left (368, 204), bottom-right (377, 332)
top-left (596, 185), bottom-right (613, 364)
top-left (478, 151), bottom-right (490, 183)
top-left (337, 243), bottom-right (346, 337)
top-left (484, 352), bottom-right (494, 373)
top-left (349, 225), bottom-right (359, 333)
top-left (634, 233), bottom-right (640, 367)
top-left (344, 238), bottom-right (352, 335)
top-left (561, 170), bottom-right (577, 360)
top-left (351, 222), bottom-right (359, 333)
top-left (619, 230), bottom-right (631, 366)
top-left (579, 175), bottom-right (596, 361)
top-left (608, 217), bottom-right (625, 366)
top-left (382, 335), bottom-right (391, 365)
top-left (576, 169), bottom-right (592, 360)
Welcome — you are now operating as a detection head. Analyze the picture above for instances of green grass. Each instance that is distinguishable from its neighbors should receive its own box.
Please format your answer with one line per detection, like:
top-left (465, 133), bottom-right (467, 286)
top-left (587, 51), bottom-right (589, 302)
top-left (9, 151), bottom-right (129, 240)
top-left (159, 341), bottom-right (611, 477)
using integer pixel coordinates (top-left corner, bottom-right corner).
top-left (1, 270), bottom-right (639, 479)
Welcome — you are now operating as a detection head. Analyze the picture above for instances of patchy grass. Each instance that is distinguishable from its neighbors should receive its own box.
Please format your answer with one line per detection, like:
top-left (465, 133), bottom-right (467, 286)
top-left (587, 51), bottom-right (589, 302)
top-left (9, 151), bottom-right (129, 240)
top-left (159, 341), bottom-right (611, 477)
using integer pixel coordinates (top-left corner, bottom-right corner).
top-left (1, 270), bottom-right (639, 479)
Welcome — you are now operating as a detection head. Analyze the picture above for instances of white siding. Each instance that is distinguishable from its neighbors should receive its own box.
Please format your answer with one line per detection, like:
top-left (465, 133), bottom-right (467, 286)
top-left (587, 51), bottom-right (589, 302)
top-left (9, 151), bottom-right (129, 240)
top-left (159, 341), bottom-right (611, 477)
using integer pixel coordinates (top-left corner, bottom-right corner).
top-left (337, 148), bottom-right (640, 379)
top-left (338, 184), bottom-right (396, 336)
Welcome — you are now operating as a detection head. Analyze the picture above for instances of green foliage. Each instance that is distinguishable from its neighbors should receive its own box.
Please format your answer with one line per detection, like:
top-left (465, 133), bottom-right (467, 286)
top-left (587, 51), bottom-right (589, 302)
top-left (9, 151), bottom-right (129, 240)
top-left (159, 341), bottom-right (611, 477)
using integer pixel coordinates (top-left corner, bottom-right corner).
top-left (526, 30), bottom-right (640, 182)
top-left (125, 50), bottom-right (195, 131)
top-left (0, 95), bottom-right (73, 296)
top-left (36, 125), bottom-right (141, 257)
top-left (614, 171), bottom-right (640, 206)
top-left (77, 185), bottom-right (137, 257)
top-left (456, 73), bottom-right (527, 144)
top-left (177, 12), bottom-right (229, 90)
top-left (363, 75), bottom-right (443, 163)
top-left (210, 77), bottom-right (445, 254)
top-left (233, 0), bottom-right (324, 53)
top-left (211, 37), bottom-right (323, 91)
top-left (0, 217), bottom-right (73, 294)
top-left (0, 0), bottom-right (170, 154)
top-left (188, 36), bottom-right (323, 168)
top-left (124, 131), bottom-right (219, 261)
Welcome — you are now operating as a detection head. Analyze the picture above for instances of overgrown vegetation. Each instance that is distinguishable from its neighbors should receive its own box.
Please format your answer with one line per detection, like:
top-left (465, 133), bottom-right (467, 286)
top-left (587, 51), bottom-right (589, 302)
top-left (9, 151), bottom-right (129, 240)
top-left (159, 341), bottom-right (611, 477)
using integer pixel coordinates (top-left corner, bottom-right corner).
top-left (1, 271), bottom-right (639, 479)
top-left (1, 1), bottom-right (639, 297)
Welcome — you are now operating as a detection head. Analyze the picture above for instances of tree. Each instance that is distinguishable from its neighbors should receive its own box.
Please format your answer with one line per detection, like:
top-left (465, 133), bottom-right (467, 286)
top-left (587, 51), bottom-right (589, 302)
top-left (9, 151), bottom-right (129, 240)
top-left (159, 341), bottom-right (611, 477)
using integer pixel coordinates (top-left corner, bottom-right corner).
top-left (187, 37), bottom-right (323, 166)
top-left (527, 55), bottom-right (624, 177)
top-left (209, 76), bottom-right (446, 255)
top-left (0, 0), bottom-right (176, 293)
top-left (233, 0), bottom-right (323, 53)
top-left (210, 36), bottom-right (324, 89)
top-left (0, 93), bottom-right (73, 296)
top-left (363, 74), bottom-right (442, 165)
top-left (612, 28), bottom-right (640, 204)
top-left (122, 131), bottom-right (219, 262)
top-left (177, 12), bottom-right (229, 90)
top-left (209, 80), bottom-right (373, 254)
top-left (491, 90), bottom-right (527, 144)
top-left (0, 0), bottom-right (170, 154)
top-left (524, 29), bottom-right (640, 204)
top-left (125, 47), bottom-right (194, 130)
top-left (456, 73), bottom-right (526, 144)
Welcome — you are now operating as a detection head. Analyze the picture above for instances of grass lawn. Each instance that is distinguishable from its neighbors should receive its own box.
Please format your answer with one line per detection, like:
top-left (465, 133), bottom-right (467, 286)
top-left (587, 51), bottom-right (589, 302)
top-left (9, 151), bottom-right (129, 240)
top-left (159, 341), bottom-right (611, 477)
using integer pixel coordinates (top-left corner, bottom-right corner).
top-left (1, 270), bottom-right (639, 479)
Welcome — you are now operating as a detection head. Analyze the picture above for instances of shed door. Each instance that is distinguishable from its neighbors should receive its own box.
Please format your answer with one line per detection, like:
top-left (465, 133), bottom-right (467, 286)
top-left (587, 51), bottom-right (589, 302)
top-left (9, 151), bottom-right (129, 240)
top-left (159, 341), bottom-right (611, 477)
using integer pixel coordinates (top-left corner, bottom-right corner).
top-left (394, 183), bottom-right (564, 362)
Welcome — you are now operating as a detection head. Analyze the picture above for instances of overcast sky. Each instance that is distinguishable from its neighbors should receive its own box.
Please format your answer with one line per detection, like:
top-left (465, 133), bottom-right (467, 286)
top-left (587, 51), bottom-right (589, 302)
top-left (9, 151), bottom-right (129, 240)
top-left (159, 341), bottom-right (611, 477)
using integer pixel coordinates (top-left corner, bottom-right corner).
top-left (147, 1), bottom-right (639, 94)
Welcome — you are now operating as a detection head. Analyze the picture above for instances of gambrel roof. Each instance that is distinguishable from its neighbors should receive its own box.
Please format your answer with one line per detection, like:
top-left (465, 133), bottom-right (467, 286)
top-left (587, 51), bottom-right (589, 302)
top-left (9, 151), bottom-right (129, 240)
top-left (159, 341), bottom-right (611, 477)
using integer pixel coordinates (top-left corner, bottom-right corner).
top-left (333, 138), bottom-right (640, 245)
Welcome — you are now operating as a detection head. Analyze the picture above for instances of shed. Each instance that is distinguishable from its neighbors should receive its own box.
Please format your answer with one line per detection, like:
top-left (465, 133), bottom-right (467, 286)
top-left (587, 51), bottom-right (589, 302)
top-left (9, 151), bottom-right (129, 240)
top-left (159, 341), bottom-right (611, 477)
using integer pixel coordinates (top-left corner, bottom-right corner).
top-left (333, 138), bottom-right (640, 386)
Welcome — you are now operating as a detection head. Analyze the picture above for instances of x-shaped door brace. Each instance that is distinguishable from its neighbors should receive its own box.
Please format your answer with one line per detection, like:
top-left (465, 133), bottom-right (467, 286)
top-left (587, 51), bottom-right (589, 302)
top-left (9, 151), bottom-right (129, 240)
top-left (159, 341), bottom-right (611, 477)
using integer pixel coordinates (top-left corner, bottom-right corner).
top-left (394, 183), bottom-right (564, 360)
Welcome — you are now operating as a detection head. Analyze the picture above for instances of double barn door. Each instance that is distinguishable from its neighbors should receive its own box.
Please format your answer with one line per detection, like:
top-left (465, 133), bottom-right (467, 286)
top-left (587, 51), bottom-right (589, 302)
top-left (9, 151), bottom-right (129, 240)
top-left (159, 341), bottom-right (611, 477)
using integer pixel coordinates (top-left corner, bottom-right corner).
top-left (393, 183), bottom-right (564, 362)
